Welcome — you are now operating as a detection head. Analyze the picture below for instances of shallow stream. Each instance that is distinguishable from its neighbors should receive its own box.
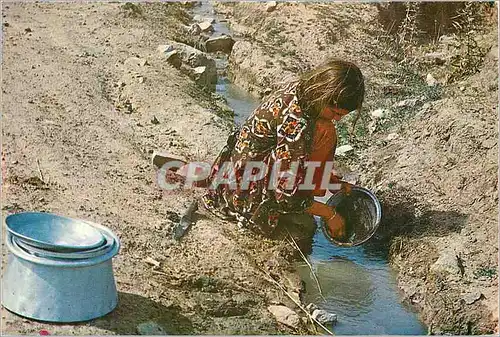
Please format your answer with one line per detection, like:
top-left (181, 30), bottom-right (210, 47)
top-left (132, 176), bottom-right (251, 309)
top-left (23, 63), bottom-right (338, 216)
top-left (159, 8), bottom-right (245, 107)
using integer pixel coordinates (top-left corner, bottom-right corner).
top-left (191, 3), bottom-right (426, 335)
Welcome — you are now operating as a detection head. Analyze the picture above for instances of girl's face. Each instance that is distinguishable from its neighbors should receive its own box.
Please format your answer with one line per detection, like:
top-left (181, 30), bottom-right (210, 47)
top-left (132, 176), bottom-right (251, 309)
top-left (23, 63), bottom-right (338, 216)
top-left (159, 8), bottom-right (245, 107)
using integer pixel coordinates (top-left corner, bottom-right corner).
top-left (322, 106), bottom-right (350, 121)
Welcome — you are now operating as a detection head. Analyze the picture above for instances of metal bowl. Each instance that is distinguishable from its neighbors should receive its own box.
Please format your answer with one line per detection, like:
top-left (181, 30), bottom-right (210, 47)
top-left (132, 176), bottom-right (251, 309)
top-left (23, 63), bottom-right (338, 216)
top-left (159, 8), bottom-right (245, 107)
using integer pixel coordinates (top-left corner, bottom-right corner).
top-left (2, 221), bottom-right (120, 322)
top-left (13, 222), bottom-right (116, 260)
top-left (5, 212), bottom-right (106, 251)
top-left (320, 186), bottom-right (382, 247)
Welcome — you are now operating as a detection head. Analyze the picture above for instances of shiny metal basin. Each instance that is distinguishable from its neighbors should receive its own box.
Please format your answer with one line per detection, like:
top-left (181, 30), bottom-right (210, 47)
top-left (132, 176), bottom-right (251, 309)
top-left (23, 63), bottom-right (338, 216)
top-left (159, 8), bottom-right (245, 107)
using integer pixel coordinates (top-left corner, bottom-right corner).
top-left (2, 221), bottom-right (120, 322)
top-left (5, 212), bottom-right (106, 251)
top-left (321, 186), bottom-right (382, 247)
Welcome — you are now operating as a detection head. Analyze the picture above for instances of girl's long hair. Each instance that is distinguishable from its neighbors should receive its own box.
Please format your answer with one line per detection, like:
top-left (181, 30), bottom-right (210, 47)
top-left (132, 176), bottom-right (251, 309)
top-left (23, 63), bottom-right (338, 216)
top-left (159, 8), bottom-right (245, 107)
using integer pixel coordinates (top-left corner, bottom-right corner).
top-left (297, 59), bottom-right (365, 130)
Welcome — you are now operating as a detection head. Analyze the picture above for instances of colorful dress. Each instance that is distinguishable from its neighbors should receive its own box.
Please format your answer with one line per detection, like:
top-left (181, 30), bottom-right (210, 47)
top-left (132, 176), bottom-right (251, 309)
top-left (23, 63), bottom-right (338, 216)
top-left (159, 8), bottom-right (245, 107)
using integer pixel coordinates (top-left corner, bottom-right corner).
top-left (202, 81), bottom-right (338, 236)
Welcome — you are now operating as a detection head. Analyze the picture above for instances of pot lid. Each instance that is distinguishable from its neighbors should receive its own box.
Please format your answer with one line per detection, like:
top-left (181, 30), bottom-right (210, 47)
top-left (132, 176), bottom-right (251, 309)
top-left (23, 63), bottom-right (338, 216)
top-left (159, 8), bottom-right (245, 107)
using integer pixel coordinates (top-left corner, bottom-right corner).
top-left (6, 212), bottom-right (106, 252)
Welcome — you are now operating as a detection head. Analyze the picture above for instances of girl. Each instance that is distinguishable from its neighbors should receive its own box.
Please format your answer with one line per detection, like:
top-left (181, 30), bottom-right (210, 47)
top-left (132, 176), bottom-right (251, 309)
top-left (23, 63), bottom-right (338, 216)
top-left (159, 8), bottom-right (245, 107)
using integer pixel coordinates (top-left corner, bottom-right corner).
top-left (202, 59), bottom-right (365, 243)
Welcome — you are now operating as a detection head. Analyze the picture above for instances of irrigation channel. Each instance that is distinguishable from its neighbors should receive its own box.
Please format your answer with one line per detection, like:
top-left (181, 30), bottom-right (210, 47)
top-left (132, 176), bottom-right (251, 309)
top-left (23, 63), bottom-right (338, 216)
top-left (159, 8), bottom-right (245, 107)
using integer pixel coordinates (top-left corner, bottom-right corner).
top-left (191, 3), bottom-right (427, 335)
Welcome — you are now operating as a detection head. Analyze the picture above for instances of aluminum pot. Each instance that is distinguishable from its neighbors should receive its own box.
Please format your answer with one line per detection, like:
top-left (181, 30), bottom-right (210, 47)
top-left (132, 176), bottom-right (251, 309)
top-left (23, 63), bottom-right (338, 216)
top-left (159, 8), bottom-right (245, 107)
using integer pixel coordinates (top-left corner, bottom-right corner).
top-left (2, 221), bottom-right (120, 322)
top-left (321, 186), bottom-right (382, 247)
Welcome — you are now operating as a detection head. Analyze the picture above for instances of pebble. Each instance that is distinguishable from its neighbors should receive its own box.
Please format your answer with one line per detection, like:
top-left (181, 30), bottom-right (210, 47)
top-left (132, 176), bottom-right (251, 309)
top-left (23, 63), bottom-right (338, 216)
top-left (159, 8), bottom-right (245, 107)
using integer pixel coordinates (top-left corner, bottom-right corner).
top-left (311, 309), bottom-right (337, 325)
top-left (463, 290), bottom-right (483, 305)
top-left (426, 73), bottom-right (438, 86)
top-left (197, 21), bottom-right (214, 33)
top-left (266, 1), bottom-right (278, 12)
top-left (335, 145), bottom-right (354, 156)
top-left (136, 321), bottom-right (166, 335)
top-left (386, 133), bottom-right (399, 141)
top-left (370, 108), bottom-right (386, 118)
top-left (267, 305), bottom-right (300, 329)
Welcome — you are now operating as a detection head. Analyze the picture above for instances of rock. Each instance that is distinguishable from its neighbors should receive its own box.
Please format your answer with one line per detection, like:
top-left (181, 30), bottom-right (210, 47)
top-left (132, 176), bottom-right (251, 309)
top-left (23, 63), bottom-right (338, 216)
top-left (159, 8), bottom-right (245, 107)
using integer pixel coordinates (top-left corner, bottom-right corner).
top-left (267, 305), bottom-right (300, 329)
top-left (426, 73), bottom-right (438, 86)
top-left (172, 42), bottom-right (216, 73)
top-left (193, 14), bottom-right (204, 22)
top-left (311, 309), bottom-right (337, 325)
top-left (151, 116), bottom-right (160, 125)
top-left (430, 251), bottom-right (461, 275)
top-left (151, 151), bottom-right (187, 169)
top-left (266, 1), bottom-right (278, 12)
top-left (305, 303), bottom-right (318, 314)
top-left (157, 44), bottom-right (174, 54)
top-left (198, 21), bottom-right (214, 33)
top-left (205, 35), bottom-right (235, 54)
top-left (143, 257), bottom-right (160, 268)
top-left (370, 108), bottom-right (386, 118)
top-left (463, 291), bottom-right (483, 305)
top-left (136, 322), bottom-right (166, 335)
top-left (393, 98), bottom-right (420, 108)
top-left (386, 133), bottom-right (399, 141)
top-left (335, 145), bottom-right (354, 156)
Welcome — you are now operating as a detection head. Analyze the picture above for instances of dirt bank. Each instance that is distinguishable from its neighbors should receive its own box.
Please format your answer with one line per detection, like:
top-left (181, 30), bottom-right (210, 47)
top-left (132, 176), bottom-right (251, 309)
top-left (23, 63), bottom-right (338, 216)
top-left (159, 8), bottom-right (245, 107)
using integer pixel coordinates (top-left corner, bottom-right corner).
top-left (217, 1), bottom-right (498, 334)
top-left (1, 3), bottom-right (312, 335)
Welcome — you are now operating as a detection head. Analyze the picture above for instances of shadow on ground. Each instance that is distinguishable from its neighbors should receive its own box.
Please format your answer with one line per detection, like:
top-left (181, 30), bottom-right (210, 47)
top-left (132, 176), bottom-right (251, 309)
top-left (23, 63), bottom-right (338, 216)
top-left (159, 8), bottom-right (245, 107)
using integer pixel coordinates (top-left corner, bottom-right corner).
top-left (93, 292), bottom-right (194, 335)
top-left (364, 187), bottom-right (468, 254)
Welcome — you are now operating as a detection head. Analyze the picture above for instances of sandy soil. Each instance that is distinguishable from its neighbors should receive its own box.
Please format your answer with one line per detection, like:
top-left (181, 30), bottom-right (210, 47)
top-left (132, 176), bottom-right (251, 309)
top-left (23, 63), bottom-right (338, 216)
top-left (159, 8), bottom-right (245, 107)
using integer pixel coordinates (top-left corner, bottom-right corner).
top-left (216, 1), bottom-right (499, 334)
top-left (1, 3), bottom-right (311, 335)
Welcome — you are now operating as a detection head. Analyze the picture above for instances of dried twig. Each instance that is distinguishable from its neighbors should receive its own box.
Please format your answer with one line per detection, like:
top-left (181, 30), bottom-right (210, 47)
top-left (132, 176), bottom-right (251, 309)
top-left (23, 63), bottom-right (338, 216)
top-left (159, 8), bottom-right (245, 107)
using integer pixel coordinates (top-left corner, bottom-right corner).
top-left (286, 231), bottom-right (325, 302)
top-left (36, 158), bottom-right (45, 183)
top-left (258, 266), bottom-right (334, 335)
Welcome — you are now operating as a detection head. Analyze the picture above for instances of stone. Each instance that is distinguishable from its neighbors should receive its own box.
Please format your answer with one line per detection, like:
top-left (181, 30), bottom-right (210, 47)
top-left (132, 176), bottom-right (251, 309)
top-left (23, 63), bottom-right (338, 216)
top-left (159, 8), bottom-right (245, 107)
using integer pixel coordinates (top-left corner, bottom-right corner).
top-left (370, 108), bottom-right (386, 118)
top-left (172, 42), bottom-right (217, 88)
top-left (386, 133), bottom-right (399, 141)
top-left (430, 251), bottom-right (461, 275)
top-left (204, 35), bottom-right (235, 54)
top-left (463, 291), bottom-right (483, 305)
top-left (426, 73), bottom-right (438, 86)
top-left (335, 145), bottom-right (354, 156)
top-left (136, 321), bottom-right (166, 335)
top-left (143, 257), bottom-right (160, 267)
top-left (393, 98), bottom-right (420, 109)
top-left (151, 151), bottom-right (187, 169)
top-left (266, 1), bottom-right (278, 12)
top-left (267, 305), bottom-right (300, 329)
top-left (311, 309), bottom-right (337, 325)
top-left (157, 44), bottom-right (174, 54)
top-left (198, 21), bottom-right (214, 33)
top-left (151, 116), bottom-right (160, 125)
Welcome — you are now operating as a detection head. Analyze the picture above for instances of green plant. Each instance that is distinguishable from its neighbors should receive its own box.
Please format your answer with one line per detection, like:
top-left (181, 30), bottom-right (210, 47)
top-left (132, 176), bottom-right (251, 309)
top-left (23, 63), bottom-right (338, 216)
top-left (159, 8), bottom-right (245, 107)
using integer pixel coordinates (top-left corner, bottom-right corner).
top-left (121, 2), bottom-right (143, 18)
top-left (447, 2), bottom-right (489, 83)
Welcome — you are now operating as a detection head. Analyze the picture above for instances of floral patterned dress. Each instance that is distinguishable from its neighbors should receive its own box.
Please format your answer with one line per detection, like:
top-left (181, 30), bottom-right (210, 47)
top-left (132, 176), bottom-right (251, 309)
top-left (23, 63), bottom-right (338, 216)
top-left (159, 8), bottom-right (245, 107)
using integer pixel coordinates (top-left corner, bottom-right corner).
top-left (202, 81), bottom-right (337, 236)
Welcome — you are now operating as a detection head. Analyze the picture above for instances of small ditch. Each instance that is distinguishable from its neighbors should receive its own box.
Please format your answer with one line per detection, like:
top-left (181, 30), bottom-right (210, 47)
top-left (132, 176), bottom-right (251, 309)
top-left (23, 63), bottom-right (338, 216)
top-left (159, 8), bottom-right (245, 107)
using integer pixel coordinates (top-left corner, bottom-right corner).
top-left (189, 3), bottom-right (427, 335)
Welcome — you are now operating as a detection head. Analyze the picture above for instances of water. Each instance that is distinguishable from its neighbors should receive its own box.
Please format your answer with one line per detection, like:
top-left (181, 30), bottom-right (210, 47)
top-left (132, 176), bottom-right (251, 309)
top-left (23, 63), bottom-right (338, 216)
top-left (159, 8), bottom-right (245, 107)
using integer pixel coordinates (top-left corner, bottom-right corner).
top-left (297, 224), bottom-right (427, 335)
top-left (189, 3), bottom-right (426, 335)
top-left (192, 3), bottom-right (260, 126)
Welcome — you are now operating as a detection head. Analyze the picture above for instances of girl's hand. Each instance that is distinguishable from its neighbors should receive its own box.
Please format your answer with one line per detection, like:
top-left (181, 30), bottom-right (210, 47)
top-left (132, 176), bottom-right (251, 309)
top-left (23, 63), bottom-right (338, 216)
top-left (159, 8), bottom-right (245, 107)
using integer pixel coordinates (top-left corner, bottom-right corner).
top-left (326, 212), bottom-right (346, 240)
top-left (341, 182), bottom-right (353, 195)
